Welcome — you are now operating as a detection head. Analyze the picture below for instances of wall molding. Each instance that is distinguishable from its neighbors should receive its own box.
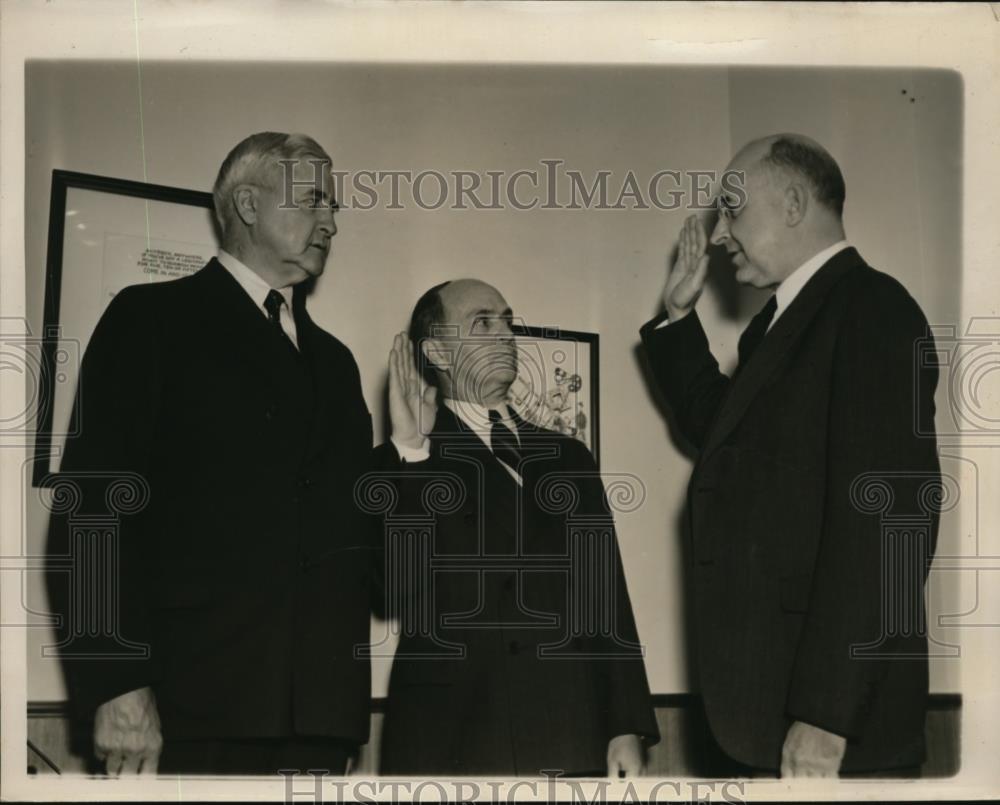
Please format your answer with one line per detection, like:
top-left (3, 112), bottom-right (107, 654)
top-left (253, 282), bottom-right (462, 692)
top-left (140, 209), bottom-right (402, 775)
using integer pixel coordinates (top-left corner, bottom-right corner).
top-left (27, 693), bottom-right (963, 719)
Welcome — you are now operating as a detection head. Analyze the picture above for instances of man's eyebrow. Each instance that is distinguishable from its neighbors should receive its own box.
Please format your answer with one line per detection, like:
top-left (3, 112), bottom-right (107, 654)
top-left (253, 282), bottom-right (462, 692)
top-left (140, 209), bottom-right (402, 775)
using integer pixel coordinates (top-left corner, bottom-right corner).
top-left (472, 307), bottom-right (513, 318)
top-left (296, 186), bottom-right (339, 207)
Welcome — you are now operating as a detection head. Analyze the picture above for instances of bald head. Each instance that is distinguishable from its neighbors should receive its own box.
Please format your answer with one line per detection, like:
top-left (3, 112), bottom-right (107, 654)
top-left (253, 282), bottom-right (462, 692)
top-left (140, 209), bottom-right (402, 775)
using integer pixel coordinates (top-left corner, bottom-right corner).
top-left (409, 278), bottom-right (518, 405)
top-left (731, 134), bottom-right (846, 218)
top-left (437, 279), bottom-right (503, 315)
top-left (710, 133), bottom-right (848, 289)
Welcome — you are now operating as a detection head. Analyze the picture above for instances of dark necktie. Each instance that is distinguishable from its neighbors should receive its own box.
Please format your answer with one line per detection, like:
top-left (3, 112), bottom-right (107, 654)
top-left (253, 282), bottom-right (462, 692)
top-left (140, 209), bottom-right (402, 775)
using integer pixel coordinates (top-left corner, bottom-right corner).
top-left (489, 409), bottom-right (522, 473)
top-left (263, 289), bottom-right (295, 349)
top-left (736, 295), bottom-right (778, 373)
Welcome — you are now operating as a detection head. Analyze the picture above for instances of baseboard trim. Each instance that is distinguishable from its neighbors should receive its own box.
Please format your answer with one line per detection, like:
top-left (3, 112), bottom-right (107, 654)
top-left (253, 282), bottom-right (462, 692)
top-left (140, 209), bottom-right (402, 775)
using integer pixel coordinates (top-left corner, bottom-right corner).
top-left (27, 692), bottom-right (963, 718)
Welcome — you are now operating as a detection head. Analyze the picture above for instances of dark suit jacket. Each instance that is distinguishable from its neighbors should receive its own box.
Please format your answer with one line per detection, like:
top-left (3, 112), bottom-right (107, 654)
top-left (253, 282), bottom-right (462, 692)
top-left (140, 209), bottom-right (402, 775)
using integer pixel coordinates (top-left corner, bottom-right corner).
top-left (640, 247), bottom-right (940, 772)
top-left (378, 405), bottom-right (659, 776)
top-left (46, 258), bottom-right (378, 744)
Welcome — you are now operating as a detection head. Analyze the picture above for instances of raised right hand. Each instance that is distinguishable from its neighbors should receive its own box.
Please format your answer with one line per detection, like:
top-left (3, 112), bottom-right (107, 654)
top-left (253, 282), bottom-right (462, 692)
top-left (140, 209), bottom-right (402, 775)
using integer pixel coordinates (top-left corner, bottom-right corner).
top-left (662, 214), bottom-right (710, 322)
top-left (388, 332), bottom-right (438, 450)
top-left (93, 686), bottom-right (162, 776)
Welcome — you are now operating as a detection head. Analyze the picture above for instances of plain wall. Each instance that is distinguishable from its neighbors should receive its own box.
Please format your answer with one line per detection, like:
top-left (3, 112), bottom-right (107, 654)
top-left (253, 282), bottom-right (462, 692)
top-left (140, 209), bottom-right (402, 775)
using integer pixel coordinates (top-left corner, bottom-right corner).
top-left (22, 62), bottom-right (963, 701)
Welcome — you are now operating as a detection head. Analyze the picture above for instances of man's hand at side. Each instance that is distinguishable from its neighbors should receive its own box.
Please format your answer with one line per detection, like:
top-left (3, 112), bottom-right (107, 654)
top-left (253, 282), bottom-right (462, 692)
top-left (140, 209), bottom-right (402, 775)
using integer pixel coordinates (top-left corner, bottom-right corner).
top-left (93, 686), bottom-right (162, 776)
top-left (662, 214), bottom-right (710, 322)
top-left (607, 733), bottom-right (645, 778)
top-left (780, 720), bottom-right (847, 778)
top-left (388, 332), bottom-right (437, 451)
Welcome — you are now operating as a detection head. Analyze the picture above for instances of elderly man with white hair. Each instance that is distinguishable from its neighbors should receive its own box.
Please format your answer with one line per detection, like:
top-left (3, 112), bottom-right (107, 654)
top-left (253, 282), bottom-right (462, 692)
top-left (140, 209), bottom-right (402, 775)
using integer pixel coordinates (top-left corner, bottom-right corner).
top-left (49, 132), bottom-right (380, 775)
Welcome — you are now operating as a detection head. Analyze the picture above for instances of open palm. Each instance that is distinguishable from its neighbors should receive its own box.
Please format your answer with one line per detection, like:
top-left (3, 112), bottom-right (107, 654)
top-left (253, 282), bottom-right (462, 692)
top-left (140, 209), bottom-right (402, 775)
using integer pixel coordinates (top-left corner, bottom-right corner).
top-left (663, 214), bottom-right (710, 321)
top-left (388, 332), bottom-right (438, 449)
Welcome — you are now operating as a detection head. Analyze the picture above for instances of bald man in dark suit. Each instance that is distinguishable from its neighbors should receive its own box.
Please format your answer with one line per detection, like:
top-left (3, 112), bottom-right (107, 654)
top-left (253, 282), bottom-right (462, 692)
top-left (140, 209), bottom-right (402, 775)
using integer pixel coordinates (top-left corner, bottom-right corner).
top-left (640, 135), bottom-right (940, 777)
top-left (377, 279), bottom-right (659, 776)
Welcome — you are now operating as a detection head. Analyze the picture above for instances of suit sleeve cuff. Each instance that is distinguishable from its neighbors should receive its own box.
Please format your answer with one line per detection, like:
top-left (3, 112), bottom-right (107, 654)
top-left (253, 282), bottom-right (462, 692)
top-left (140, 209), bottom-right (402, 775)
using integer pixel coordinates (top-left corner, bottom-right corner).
top-left (390, 435), bottom-right (431, 463)
top-left (640, 309), bottom-right (672, 337)
top-left (640, 308), bottom-right (710, 356)
top-left (640, 309), bottom-right (702, 342)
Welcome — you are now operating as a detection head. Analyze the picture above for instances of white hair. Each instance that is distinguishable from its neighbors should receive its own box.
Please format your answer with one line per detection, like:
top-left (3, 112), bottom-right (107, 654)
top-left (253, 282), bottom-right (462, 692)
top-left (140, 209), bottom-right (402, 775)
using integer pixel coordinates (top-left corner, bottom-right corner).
top-left (212, 132), bottom-right (331, 245)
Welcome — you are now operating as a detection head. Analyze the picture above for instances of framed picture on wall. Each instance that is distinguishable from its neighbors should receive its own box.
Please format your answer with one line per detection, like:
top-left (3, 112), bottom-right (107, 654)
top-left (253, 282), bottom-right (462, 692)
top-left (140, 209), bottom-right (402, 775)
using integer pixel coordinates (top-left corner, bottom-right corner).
top-left (508, 326), bottom-right (600, 466)
top-left (32, 170), bottom-right (218, 486)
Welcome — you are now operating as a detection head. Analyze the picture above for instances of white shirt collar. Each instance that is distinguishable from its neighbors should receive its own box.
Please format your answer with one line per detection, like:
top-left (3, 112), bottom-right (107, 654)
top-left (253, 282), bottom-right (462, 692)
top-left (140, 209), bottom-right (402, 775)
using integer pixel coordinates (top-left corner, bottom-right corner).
top-left (217, 249), bottom-right (294, 313)
top-left (771, 240), bottom-right (851, 327)
top-left (443, 398), bottom-right (517, 439)
top-left (443, 398), bottom-right (522, 484)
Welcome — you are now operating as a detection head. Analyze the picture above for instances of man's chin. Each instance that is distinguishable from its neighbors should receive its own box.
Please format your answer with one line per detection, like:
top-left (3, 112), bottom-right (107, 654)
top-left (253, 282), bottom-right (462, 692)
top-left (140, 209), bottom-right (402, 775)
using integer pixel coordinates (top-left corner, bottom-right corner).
top-left (493, 368), bottom-right (519, 397)
top-left (734, 264), bottom-right (766, 288)
top-left (307, 257), bottom-right (328, 275)
top-left (299, 261), bottom-right (327, 282)
top-left (488, 367), bottom-right (517, 391)
top-left (299, 247), bottom-right (329, 272)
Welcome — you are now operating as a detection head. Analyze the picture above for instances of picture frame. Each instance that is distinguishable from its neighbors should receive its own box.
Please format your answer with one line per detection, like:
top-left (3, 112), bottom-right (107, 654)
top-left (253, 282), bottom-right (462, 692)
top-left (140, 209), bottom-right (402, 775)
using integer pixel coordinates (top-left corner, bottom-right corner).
top-left (32, 170), bottom-right (217, 486)
top-left (508, 326), bottom-right (600, 467)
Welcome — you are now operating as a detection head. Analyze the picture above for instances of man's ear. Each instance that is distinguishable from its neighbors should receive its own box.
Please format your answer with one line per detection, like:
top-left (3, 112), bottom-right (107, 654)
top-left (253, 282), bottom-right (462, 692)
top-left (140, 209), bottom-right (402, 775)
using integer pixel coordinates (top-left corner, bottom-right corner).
top-left (232, 184), bottom-right (259, 226)
top-left (420, 336), bottom-right (451, 378)
top-left (784, 182), bottom-right (808, 226)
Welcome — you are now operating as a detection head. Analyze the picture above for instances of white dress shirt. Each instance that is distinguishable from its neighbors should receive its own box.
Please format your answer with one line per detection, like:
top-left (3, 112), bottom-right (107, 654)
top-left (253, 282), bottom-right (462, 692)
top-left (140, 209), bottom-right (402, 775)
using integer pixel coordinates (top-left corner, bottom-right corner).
top-left (767, 240), bottom-right (850, 332)
top-left (217, 249), bottom-right (299, 348)
top-left (393, 398), bottom-right (523, 485)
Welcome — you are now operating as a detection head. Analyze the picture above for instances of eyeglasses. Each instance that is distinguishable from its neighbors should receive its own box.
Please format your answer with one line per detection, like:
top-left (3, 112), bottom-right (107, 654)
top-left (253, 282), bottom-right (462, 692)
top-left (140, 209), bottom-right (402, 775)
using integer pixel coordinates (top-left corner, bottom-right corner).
top-left (715, 192), bottom-right (743, 222)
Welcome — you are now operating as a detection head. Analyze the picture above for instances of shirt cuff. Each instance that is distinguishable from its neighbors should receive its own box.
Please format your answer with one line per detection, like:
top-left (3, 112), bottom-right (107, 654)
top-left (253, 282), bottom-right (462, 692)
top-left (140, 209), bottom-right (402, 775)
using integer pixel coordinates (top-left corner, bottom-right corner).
top-left (391, 435), bottom-right (431, 463)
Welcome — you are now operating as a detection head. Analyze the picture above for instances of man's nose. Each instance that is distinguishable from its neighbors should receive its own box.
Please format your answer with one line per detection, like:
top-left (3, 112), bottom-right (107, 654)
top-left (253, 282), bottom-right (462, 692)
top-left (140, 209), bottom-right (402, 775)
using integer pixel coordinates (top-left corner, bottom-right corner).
top-left (317, 209), bottom-right (337, 238)
top-left (709, 215), bottom-right (730, 247)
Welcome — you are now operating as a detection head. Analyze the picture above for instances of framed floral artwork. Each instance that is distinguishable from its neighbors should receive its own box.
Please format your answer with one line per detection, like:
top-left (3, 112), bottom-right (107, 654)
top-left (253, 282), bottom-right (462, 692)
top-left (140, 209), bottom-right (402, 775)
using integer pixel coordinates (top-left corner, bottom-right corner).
top-left (508, 326), bottom-right (600, 466)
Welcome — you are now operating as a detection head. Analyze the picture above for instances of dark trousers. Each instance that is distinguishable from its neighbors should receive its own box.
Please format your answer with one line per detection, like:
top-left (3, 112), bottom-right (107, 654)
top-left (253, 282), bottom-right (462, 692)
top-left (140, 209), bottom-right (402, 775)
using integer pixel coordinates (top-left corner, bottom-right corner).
top-left (158, 737), bottom-right (355, 776)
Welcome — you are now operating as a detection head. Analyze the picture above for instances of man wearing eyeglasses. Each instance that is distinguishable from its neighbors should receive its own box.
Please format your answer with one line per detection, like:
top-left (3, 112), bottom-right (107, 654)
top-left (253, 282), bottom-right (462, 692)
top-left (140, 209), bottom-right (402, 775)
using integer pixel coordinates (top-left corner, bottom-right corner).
top-left (639, 134), bottom-right (941, 777)
top-left (376, 279), bottom-right (659, 777)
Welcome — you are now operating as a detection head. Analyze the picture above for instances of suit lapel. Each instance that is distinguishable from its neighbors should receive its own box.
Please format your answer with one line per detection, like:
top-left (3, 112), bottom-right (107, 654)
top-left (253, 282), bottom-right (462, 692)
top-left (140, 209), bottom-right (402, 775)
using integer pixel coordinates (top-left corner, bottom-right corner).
top-left (198, 258), bottom-right (279, 370)
top-left (432, 405), bottom-right (577, 561)
top-left (700, 247), bottom-right (863, 461)
top-left (430, 407), bottom-right (513, 550)
top-left (292, 290), bottom-right (334, 461)
top-left (432, 405), bottom-right (546, 549)
top-left (431, 404), bottom-right (503, 477)
top-left (508, 408), bottom-right (545, 442)
top-left (200, 259), bottom-right (330, 460)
